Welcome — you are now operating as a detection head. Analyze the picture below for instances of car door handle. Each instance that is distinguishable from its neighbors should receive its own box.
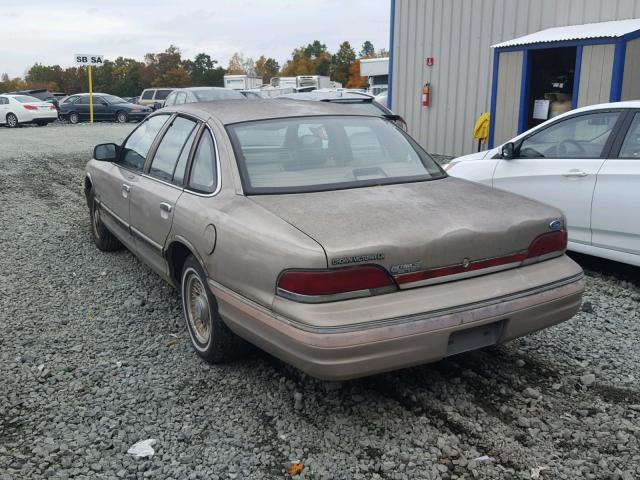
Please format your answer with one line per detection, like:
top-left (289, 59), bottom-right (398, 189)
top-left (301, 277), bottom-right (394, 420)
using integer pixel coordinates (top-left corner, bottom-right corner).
top-left (160, 202), bottom-right (173, 213)
top-left (562, 169), bottom-right (588, 178)
top-left (122, 184), bottom-right (131, 192)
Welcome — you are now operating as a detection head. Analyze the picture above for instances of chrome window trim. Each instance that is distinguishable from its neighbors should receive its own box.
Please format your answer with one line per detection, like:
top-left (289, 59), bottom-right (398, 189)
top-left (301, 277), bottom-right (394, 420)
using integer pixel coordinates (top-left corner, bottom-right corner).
top-left (183, 122), bottom-right (222, 198)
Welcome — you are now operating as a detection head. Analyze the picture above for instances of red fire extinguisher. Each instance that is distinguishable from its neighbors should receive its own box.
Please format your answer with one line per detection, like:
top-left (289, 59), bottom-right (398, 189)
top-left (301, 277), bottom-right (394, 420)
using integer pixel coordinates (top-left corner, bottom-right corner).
top-left (422, 83), bottom-right (431, 107)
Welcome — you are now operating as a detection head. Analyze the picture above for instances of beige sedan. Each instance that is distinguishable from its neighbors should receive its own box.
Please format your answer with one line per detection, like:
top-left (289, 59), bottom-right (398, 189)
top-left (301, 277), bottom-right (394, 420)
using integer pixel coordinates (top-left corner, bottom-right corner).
top-left (84, 100), bottom-right (584, 380)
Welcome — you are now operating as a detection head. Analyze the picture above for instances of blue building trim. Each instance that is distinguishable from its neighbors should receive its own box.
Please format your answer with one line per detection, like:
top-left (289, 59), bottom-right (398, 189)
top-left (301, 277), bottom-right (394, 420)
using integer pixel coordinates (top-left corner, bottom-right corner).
top-left (517, 50), bottom-right (531, 134)
top-left (488, 49), bottom-right (500, 149)
top-left (572, 45), bottom-right (583, 109)
top-left (388, 0), bottom-right (396, 110)
top-left (610, 40), bottom-right (626, 102)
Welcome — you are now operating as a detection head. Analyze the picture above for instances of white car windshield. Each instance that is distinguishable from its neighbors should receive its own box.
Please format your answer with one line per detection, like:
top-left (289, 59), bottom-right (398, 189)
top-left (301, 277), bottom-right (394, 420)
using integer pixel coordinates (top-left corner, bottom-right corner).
top-left (227, 115), bottom-right (445, 194)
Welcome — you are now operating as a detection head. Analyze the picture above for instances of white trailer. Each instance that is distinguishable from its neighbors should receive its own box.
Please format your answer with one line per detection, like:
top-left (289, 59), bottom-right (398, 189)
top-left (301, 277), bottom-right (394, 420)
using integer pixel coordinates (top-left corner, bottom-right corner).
top-left (224, 75), bottom-right (263, 90)
top-left (270, 76), bottom-right (297, 89)
top-left (296, 75), bottom-right (331, 91)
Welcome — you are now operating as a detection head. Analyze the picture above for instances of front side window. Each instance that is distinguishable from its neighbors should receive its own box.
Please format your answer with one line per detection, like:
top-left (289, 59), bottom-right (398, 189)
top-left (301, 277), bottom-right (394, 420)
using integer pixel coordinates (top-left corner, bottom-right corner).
top-left (518, 112), bottom-right (620, 159)
top-left (618, 113), bottom-right (640, 159)
top-left (121, 115), bottom-right (170, 171)
top-left (149, 117), bottom-right (198, 183)
top-left (227, 115), bottom-right (444, 194)
top-left (188, 131), bottom-right (217, 193)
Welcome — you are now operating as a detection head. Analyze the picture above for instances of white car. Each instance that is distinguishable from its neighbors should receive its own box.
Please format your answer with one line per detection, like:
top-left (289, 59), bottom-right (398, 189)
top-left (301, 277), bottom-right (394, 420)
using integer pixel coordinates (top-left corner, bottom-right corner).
top-left (446, 101), bottom-right (640, 267)
top-left (0, 94), bottom-right (59, 128)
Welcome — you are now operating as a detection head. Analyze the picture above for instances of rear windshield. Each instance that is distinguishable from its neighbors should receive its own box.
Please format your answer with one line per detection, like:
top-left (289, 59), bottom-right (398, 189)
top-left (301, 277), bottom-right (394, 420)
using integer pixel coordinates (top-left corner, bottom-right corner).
top-left (329, 100), bottom-right (387, 116)
top-left (227, 115), bottom-right (445, 194)
top-left (12, 95), bottom-right (41, 103)
top-left (194, 89), bottom-right (245, 102)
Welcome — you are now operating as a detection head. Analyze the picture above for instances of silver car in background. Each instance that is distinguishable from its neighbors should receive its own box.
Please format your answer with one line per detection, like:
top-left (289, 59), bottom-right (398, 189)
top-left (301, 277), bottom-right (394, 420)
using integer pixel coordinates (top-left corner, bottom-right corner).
top-left (84, 100), bottom-right (584, 380)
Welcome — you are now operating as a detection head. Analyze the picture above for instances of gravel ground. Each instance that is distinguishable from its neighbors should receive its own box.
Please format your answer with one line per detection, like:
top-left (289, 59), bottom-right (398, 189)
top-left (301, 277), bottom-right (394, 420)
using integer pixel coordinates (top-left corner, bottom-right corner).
top-left (0, 123), bottom-right (639, 480)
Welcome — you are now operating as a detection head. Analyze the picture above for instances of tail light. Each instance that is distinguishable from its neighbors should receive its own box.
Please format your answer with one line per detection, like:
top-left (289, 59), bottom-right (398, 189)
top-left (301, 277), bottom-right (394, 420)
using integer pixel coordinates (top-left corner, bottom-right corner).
top-left (277, 265), bottom-right (397, 303)
top-left (524, 230), bottom-right (567, 262)
top-left (23, 104), bottom-right (37, 110)
top-left (395, 230), bottom-right (567, 286)
top-left (50, 104), bottom-right (56, 110)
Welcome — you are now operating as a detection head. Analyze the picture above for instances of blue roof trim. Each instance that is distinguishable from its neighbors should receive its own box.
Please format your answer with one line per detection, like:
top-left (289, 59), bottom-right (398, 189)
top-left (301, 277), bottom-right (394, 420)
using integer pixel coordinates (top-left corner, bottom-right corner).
top-left (572, 46), bottom-right (583, 109)
top-left (488, 49), bottom-right (500, 149)
top-left (388, 0), bottom-right (395, 110)
top-left (610, 40), bottom-right (626, 102)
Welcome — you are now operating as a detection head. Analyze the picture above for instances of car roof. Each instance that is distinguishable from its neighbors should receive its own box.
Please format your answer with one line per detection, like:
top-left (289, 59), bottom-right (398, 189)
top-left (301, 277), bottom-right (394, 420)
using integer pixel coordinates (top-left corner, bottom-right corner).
top-left (161, 99), bottom-right (381, 125)
top-left (172, 87), bottom-right (229, 92)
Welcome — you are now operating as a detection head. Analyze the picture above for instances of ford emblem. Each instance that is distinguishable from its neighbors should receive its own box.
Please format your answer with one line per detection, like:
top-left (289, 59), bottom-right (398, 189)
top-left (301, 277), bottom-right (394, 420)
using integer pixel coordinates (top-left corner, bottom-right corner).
top-left (549, 219), bottom-right (562, 230)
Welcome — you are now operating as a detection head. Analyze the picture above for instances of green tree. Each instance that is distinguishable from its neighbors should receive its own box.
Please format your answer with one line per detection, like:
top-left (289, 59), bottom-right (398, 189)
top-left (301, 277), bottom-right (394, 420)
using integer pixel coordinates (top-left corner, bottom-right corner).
top-left (255, 56), bottom-right (280, 84)
top-left (331, 41), bottom-right (356, 86)
top-left (188, 53), bottom-right (225, 86)
top-left (359, 41), bottom-right (375, 59)
top-left (304, 40), bottom-right (328, 59)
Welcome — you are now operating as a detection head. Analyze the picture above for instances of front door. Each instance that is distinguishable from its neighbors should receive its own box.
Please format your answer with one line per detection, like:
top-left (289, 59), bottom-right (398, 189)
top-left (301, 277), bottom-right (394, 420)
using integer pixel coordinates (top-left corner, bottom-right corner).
top-left (130, 115), bottom-right (199, 276)
top-left (97, 114), bottom-right (172, 249)
top-left (493, 110), bottom-right (623, 246)
top-left (591, 111), bottom-right (640, 258)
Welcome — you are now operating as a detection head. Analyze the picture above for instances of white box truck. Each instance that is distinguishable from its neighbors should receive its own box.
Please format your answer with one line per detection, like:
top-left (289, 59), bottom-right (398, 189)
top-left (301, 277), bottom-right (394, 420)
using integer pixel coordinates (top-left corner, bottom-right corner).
top-left (224, 75), bottom-right (263, 90)
top-left (296, 75), bottom-right (331, 91)
top-left (270, 76), bottom-right (297, 89)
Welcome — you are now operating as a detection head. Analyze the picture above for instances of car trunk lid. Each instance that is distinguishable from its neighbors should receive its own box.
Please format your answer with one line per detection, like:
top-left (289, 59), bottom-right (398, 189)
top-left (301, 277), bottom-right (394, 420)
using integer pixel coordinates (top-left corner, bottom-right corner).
top-left (249, 177), bottom-right (565, 289)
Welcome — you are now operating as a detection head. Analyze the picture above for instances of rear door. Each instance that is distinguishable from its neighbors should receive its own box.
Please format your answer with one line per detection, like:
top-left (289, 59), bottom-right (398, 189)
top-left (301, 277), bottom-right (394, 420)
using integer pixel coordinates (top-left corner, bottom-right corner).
top-left (0, 97), bottom-right (7, 123)
top-left (591, 110), bottom-right (640, 258)
top-left (130, 115), bottom-right (199, 276)
top-left (492, 110), bottom-right (623, 246)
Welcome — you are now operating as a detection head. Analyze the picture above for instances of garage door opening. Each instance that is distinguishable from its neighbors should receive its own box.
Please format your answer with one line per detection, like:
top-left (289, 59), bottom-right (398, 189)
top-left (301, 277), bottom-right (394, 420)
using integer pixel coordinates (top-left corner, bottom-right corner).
top-left (524, 47), bottom-right (577, 130)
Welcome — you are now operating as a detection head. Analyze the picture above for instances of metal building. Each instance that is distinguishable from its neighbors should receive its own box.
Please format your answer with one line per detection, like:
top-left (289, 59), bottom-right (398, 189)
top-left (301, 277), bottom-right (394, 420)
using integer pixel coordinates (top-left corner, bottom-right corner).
top-left (389, 0), bottom-right (640, 157)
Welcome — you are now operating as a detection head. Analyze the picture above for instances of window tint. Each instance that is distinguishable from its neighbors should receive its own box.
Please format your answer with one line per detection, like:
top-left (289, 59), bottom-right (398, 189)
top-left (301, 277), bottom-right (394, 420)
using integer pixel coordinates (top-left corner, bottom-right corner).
top-left (121, 115), bottom-right (170, 171)
top-left (618, 113), bottom-right (640, 159)
top-left (154, 89), bottom-right (172, 100)
top-left (189, 131), bottom-right (217, 193)
top-left (141, 90), bottom-right (154, 100)
top-left (149, 117), bottom-right (198, 183)
top-left (76, 97), bottom-right (90, 105)
top-left (518, 112), bottom-right (620, 159)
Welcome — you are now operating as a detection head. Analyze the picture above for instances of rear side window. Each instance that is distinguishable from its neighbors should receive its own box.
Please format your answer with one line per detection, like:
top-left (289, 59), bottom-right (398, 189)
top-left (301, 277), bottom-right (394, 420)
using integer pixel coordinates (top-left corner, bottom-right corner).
top-left (141, 90), bottom-right (154, 100)
top-left (188, 131), bottom-right (217, 193)
top-left (121, 115), bottom-right (170, 171)
top-left (164, 92), bottom-right (176, 106)
top-left (154, 89), bottom-right (172, 100)
top-left (76, 97), bottom-right (90, 105)
top-left (149, 117), bottom-right (198, 183)
top-left (0, 97), bottom-right (8, 105)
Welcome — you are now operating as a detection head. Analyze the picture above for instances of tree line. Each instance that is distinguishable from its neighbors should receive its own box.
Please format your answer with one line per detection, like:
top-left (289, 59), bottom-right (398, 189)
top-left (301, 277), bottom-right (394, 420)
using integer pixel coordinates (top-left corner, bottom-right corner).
top-left (0, 41), bottom-right (386, 97)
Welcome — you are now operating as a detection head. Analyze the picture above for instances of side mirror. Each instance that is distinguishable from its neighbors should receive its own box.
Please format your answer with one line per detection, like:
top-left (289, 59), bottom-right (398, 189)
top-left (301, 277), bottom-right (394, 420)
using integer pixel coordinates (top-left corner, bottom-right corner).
top-left (501, 142), bottom-right (515, 159)
top-left (94, 143), bottom-right (119, 162)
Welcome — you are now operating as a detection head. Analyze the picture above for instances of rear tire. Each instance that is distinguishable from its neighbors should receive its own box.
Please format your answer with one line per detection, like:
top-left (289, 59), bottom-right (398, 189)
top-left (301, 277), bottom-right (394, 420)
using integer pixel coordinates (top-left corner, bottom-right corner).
top-left (68, 112), bottom-right (79, 124)
top-left (181, 255), bottom-right (244, 364)
top-left (89, 190), bottom-right (122, 251)
top-left (6, 113), bottom-right (18, 128)
top-left (116, 111), bottom-right (128, 123)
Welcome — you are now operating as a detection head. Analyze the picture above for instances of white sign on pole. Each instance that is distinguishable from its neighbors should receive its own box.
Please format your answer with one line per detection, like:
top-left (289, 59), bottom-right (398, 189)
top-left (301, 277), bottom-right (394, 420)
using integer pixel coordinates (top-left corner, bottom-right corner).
top-left (74, 54), bottom-right (104, 66)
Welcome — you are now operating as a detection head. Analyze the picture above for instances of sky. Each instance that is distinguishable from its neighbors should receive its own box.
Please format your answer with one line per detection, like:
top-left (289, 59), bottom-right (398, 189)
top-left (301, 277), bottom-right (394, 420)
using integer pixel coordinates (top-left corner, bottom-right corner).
top-left (1, 0), bottom-right (390, 77)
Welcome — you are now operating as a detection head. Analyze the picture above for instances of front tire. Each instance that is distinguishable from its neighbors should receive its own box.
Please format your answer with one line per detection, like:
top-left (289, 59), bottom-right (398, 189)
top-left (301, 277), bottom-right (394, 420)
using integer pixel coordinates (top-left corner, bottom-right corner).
top-left (181, 255), bottom-right (243, 364)
top-left (6, 113), bottom-right (18, 128)
top-left (116, 111), bottom-right (128, 123)
top-left (89, 191), bottom-right (122, 251)
top-left (68, 112), bottom-right (79, 124)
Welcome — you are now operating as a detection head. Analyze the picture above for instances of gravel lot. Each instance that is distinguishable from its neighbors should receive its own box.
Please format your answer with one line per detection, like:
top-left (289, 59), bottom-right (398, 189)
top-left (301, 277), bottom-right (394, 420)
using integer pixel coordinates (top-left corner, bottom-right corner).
top-left (1, 123), bottom-right (639, 480)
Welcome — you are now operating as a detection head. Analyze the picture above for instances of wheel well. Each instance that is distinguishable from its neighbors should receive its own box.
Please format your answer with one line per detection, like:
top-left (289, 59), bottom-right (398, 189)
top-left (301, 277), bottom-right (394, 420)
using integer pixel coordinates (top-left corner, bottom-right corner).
top-left (166, 242), bottom-right (193, 286)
